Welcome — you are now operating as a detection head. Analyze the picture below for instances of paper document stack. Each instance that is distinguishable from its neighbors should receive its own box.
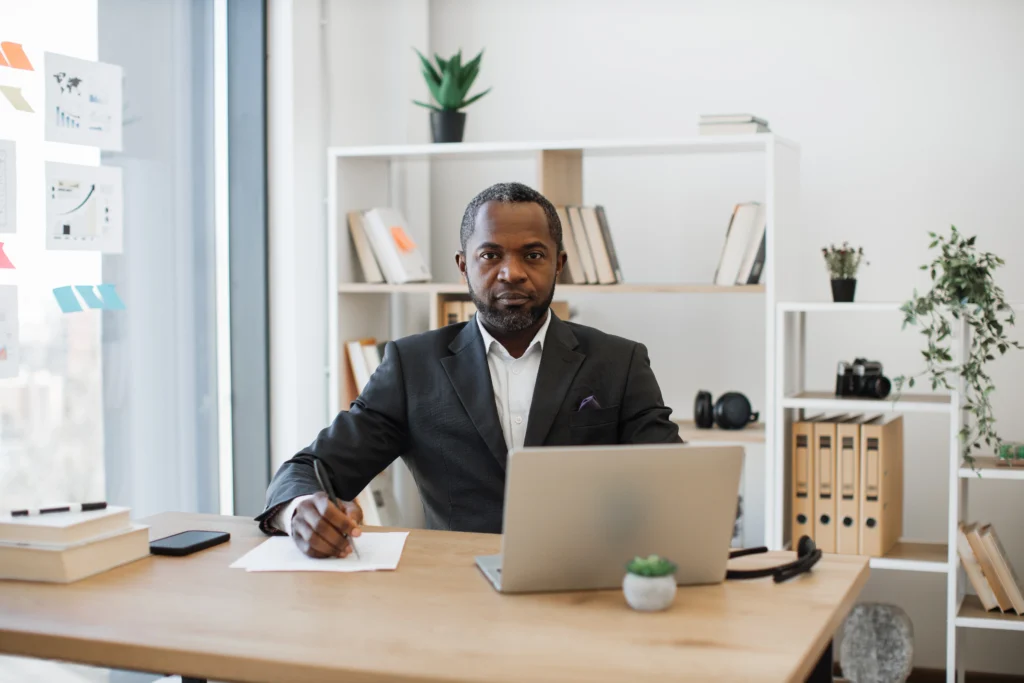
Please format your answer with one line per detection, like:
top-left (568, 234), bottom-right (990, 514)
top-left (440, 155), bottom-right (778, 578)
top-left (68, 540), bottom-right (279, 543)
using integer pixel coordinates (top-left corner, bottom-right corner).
top-left (0, 505), bottom-right (149, 583)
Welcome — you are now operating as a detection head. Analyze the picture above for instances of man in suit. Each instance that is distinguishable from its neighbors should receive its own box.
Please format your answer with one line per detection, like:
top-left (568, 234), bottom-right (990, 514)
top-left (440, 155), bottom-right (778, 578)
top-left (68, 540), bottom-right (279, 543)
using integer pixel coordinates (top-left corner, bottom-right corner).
top-left (256, 181), bottom-right (681, 558)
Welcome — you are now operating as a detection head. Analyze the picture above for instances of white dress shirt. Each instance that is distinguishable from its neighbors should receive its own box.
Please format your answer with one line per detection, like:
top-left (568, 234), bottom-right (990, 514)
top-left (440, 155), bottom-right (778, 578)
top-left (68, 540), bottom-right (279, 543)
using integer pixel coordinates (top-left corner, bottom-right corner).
top-left (271, 311), bottom-right (553, 536)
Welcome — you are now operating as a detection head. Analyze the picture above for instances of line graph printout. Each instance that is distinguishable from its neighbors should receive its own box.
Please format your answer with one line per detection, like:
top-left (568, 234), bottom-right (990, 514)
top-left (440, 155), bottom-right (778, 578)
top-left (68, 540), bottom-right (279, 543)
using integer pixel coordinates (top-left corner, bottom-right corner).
top-left (45, 162), bottom-right (123, 253)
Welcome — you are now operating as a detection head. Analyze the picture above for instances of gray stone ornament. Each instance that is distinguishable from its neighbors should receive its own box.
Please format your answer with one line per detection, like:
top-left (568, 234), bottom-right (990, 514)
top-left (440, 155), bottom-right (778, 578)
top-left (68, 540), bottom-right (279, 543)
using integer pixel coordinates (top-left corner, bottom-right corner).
top-left (839, 603), bottom-right (914, 683)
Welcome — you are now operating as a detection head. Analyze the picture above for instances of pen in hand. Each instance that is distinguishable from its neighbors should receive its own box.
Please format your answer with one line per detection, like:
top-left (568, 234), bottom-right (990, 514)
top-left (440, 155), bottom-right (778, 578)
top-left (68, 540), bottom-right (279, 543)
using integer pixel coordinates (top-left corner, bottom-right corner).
top-left (313, 459), bottom-right (361, 559)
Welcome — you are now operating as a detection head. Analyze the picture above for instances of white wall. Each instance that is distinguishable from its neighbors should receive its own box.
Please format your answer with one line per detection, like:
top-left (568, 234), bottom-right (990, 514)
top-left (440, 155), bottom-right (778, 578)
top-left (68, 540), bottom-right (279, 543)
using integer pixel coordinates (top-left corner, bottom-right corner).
top-left (276, 0), bottom-right (1024, 674)
top-left (426, 0), bottom-right (1024, 674)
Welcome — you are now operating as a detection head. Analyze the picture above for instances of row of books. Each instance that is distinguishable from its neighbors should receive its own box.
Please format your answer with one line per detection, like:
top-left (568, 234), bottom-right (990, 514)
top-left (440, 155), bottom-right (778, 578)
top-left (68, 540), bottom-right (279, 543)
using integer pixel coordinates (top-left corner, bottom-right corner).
top-left (346, 204), bottom-right (623, 287)
top-left (0, 504), bottom-right (149, 583)
top-left (958, 521), bottom-right (1024, 616)
top-left (554, 205), bottom-right (623, 285)
top-left (348, 208), bottom-right (432, 285)
top-left (345, 337), bottom-right (386, 395)
top-left (791, 413), bottom-right (903, 557)
top-left (698, 113), bottom-right (771, 136)
top-left (713, 201), bottom-right (767, 286)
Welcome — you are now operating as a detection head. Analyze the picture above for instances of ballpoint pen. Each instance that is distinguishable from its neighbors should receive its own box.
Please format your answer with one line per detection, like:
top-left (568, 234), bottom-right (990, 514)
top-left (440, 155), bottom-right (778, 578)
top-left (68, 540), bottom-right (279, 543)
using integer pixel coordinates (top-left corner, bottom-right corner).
top-left (313, 459), bottom-right (361, 559)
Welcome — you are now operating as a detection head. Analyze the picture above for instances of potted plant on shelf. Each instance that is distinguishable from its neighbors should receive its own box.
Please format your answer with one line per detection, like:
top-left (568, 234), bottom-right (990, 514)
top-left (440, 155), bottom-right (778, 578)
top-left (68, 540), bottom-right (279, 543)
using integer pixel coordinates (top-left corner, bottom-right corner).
top-left (822, 242), bottom-right (868, 302)
top-left (892, 226), bottom-right (1022, 470)
top-left (413, 47), bottom-right (491, 144)
top-left (622, 554), bottom-right (678, 611)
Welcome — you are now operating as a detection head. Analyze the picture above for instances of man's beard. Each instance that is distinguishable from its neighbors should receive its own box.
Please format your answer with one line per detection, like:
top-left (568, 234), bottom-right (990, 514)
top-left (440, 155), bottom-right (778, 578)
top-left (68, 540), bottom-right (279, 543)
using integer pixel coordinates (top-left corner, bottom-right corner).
top-left (467, 280), bottom-right (556, 334)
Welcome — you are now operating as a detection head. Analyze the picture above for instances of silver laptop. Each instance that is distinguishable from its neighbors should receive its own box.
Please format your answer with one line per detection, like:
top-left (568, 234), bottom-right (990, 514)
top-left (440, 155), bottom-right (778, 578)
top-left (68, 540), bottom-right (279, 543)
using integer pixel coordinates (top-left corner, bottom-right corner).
top-left (476, 443), bottom-right (743, 593)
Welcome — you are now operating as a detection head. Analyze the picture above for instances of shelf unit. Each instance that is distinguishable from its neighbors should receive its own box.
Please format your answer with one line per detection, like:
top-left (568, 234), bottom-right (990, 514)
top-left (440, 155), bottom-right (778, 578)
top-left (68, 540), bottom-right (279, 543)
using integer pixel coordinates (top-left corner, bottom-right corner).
top-left (773, 301), bottom-right (1024, 682)
top-left (326, 134), bottom-right (800, 534)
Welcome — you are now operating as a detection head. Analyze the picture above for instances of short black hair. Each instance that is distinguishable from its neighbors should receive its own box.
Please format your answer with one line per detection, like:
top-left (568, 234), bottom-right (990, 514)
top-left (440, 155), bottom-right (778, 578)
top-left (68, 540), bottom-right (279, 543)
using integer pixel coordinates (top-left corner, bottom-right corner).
top-left (459, 182), bottom-right (562, 253)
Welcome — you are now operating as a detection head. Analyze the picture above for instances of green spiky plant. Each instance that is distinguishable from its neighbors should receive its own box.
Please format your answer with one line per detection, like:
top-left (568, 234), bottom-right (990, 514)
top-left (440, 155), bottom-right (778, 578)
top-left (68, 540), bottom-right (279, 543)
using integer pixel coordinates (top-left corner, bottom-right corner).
top-left (413, 48), bottom-right (491, 112)
top-left (893, 226), bottom-right (1022, 470)
top-left (626, 554), bottom-right (678, 577)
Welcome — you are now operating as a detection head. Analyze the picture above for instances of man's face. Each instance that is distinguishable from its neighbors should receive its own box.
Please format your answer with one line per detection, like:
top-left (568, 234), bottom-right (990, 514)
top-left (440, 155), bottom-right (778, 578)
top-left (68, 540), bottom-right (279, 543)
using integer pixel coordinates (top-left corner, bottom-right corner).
top-left (456, 201), bottom-right (564, 334)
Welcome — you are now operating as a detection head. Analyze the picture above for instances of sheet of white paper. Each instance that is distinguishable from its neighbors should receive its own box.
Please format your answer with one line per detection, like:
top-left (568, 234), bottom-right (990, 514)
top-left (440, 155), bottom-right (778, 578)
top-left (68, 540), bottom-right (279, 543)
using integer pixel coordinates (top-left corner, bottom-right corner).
top-left (0, 286), bottom-right (19, 380)
top-left (45, 162), bottom-right (124, 253)
top-left (44, 52), bottom-right (123, 151)
top-left (230, 532), bottom-right (409, 572)
top-left (0, 140), bottom-right (15, 234)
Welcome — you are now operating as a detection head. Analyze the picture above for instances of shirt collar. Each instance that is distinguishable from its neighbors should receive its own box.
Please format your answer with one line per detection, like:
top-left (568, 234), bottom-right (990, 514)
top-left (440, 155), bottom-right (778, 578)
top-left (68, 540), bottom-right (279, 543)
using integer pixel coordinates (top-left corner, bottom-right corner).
top-left (475, 308), bottom-right (552, 358)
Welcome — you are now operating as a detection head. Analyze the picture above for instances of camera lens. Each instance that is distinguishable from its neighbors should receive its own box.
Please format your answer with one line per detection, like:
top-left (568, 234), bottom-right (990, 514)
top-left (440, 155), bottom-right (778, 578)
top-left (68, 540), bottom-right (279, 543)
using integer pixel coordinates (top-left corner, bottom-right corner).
top-left (863, 376), bottom-right (892, 399)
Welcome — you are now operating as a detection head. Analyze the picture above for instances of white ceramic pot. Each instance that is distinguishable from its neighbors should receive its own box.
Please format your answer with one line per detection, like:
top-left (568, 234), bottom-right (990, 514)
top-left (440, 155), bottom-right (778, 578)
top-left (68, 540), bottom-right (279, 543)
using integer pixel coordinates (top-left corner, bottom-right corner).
top-left (622, 572), bottom-right (677, 611)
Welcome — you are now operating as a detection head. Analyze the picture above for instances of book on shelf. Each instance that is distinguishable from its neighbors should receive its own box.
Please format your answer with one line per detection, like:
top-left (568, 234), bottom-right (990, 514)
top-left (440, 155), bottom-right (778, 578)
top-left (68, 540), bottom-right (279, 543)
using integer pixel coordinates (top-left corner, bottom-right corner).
top-left (345, 337), bottom-right (386, 396)
top-left (346, 211), bottom-right (385, 284)
top-left (959, 521), bottom-right (1024, 615)
top-left (0, 506), bottom-right (149, 583)
top-left (351, 207), bottom-right (431, 285)
top-left (698, 113), bottom-right (771, 136)
top-left (557, 204), bottom-right (622, 285)
top-left (714, 202), bottom-right (767, 286)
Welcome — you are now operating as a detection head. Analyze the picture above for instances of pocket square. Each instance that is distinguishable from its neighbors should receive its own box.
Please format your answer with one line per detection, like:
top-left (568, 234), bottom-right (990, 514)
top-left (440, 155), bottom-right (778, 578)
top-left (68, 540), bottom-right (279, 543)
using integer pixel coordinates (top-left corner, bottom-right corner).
top-left (578, 395), bottom-right (601, 411)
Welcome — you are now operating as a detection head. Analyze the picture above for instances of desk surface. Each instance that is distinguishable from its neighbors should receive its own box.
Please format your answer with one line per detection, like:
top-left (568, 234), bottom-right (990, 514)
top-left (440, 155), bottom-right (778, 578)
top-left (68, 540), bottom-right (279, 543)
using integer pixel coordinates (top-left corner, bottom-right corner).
top-left (0, 512), bottom-right (869, 683)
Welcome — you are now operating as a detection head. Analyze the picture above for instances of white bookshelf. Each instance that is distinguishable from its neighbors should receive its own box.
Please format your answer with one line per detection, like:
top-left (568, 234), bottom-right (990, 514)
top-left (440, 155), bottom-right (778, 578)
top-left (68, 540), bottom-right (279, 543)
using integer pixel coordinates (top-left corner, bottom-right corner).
top-left (326, 133), bottom-right (800, 537)
top-left (773, 302), bottom-right (1024, 682)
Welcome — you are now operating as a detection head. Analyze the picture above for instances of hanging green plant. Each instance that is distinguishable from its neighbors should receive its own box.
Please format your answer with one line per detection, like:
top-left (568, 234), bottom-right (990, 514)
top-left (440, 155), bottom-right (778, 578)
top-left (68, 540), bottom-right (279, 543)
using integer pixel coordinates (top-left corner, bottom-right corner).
top-left (893, 226), bottom-right (1022, 469)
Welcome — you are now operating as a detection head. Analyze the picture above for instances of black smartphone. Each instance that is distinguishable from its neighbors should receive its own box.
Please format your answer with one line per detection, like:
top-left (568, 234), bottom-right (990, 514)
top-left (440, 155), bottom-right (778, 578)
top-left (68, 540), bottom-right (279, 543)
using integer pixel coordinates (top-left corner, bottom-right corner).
top-left (150, 530), bottom-right (230, 557)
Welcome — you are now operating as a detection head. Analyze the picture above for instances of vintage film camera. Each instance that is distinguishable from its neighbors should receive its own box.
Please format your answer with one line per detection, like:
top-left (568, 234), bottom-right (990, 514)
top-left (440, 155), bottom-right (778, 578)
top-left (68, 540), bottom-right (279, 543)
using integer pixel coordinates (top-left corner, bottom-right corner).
top-left (835, 358), bottom-right (891, 399)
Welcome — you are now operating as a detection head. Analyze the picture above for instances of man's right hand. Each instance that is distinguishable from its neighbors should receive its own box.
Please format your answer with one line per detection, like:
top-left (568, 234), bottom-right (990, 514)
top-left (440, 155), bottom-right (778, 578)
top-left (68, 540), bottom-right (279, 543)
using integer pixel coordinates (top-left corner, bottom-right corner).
top-left (290, 491), bottom-right (362, 558)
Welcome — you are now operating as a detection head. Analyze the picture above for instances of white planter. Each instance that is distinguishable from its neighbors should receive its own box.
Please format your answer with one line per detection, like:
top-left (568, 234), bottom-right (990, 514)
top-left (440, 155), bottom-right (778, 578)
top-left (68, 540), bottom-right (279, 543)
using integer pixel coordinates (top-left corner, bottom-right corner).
top-left (622, 572), bottom-right (677, 611)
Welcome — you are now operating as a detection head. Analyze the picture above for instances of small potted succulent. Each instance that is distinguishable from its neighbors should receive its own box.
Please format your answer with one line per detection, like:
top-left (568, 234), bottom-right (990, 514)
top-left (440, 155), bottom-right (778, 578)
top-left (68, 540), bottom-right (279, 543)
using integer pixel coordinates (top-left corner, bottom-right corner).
top-left (413, 47), bottom-right (491, 143)
top-left (623, 554), bottom-right (678, 611)
top-left (822, 242), bottom-right (868, 302)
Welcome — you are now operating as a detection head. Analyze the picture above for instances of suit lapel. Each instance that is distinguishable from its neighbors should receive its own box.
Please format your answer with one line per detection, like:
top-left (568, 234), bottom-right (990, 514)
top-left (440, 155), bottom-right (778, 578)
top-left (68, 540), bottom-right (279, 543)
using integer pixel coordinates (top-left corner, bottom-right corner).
top-left (440, 319), bottom-right (509, 468)
top-left (524, 315), bottom-right (585, 447)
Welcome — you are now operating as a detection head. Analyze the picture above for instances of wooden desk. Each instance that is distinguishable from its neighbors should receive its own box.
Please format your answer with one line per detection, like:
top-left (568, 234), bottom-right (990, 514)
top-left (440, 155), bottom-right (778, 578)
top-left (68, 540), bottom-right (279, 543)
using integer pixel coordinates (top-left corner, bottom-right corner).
top-left (0, 512), bottom-right (869, 683)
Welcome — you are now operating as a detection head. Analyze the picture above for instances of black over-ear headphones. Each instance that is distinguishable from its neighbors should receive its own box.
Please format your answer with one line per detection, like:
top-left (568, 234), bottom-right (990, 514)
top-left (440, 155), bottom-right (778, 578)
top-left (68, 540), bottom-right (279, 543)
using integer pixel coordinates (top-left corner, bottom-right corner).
top-left (725, 535), bottom-right (822, 583)
top-left (694, 390), bottom-right (760, 430)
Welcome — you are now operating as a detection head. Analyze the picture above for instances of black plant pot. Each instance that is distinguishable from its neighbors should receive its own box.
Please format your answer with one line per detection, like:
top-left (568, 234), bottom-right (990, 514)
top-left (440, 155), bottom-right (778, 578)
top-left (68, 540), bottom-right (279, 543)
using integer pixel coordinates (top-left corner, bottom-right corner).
top-left (831, 278), bottom-right (857, 302)
top-left (430, 110), bottom-right (466, 143)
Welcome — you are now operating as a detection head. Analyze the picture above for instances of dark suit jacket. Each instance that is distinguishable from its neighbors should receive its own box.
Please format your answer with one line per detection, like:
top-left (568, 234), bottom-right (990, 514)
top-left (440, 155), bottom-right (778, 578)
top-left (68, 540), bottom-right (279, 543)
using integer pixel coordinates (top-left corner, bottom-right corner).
top-left (256, 313), bottom-right (681, 535)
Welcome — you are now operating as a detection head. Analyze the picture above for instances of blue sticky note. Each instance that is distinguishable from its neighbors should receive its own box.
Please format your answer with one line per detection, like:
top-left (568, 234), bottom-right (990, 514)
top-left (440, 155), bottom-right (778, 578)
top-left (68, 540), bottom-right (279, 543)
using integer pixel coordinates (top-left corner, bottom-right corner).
top-left (96, 284), bottom-right (126, 310)
top-left (53, 286), bottom-right (83, 313)
top-left (75, 286), bottom-right (105, 309)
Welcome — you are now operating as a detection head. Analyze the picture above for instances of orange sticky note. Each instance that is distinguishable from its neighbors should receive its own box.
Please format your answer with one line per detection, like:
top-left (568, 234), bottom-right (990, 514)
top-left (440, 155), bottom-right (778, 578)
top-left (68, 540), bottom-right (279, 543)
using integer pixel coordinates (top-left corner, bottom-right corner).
top-left (0, 42), bottom-right (33, 71)
top-left (0, 243), bottom-right (13, 269)
top-left (390, 225), bottom-right (416, 253)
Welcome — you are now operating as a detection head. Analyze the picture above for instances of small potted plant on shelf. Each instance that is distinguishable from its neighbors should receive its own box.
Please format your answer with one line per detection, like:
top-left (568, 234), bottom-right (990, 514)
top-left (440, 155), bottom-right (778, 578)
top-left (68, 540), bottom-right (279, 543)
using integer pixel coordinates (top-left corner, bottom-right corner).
top-left (623, 554), bottom-right (678, 611)
top-left (822, 242), bottom-right (868, 302)
top-left (893, 226), bottom-right (1022, 471)
top-left (413, 47), bottom-right (491, 144)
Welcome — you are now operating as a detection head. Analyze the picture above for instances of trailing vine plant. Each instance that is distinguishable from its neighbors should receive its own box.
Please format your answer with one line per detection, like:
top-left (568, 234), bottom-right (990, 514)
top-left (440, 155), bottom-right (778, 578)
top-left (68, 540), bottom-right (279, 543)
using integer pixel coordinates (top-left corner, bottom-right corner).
top-left (893, 226), bottom-right (1022, 469)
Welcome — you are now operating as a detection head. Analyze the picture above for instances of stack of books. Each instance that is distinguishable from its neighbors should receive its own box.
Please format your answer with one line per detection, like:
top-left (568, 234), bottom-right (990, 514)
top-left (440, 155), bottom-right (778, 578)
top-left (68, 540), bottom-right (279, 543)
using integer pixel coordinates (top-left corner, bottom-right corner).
top-left (347, 208), bottom-right (432, 284)
top-left (957, 521), bottom-right (1024, 616)
top-left (0, 503), bottom-right (150, 583)
top-left (698, 113), bottom-right (770, 135)
top-left (713, 202), bottom-right (767, 286)
top-left (554, 205), bottom-right (623, 285)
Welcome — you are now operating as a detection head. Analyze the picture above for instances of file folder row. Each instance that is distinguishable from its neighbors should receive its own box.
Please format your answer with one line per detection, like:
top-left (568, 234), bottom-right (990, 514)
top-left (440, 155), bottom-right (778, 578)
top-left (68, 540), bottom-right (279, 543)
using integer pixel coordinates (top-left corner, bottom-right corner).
top-left (791, 413), bottom-right (904, 557)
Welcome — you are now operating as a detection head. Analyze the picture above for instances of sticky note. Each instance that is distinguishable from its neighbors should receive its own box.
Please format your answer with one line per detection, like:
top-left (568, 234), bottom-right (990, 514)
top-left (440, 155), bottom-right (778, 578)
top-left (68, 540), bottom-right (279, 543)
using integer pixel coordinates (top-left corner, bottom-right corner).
top-left (0, 243), bottom-right (12, 269)
top-left (96, 284), bottom-right (126, 310)
top-left (53, 286), bottom-right (82, 313)
top-left (0, 42), bottom-right (34, 71)
top-left (390, 225), bottom-right (415, 253)
top-left (0, 86), bottom-right (33, 113)
top-left (74, 285), bottom-right (104, 309)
